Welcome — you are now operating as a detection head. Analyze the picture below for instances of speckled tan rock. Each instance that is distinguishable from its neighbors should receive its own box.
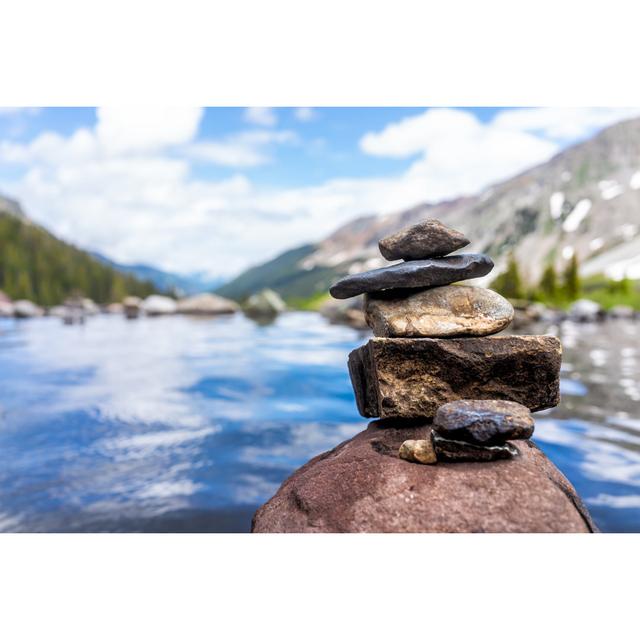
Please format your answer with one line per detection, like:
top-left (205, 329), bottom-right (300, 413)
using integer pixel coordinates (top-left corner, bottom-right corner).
top-left (398, 438), bottom-right (437, 464)
top-left (348, 335), bottom-right (561, 419)
top-left (364, 285), bottom-right (514, 337)
top-left (251, 422), bottom-right (596, 533)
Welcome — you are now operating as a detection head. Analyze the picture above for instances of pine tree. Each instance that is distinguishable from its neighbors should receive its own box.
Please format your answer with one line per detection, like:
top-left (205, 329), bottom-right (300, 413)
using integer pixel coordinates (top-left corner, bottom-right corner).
top-left (492, 252), bottom-right (525, 300)
top-left (562, 253), bottom-right (581, 301)
top-left (539, 263), bottom-right (558, 302)
top-left (0, 210), bottom-right (160, 305)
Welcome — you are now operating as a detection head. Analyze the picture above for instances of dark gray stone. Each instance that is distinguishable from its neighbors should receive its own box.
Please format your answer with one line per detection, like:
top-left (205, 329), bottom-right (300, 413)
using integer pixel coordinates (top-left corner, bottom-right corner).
top-left (432, 433), bottom-right (518, 462)
top-left (329, 254), bottom-right (493, 299)
top-left (433, 399), bottom-right (534, 446)
top-left (378, 219), bottom-right (470, 261)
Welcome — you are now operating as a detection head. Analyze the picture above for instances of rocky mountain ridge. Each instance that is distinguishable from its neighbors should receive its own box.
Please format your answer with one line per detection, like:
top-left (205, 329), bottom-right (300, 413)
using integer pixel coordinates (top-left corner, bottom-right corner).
top-left (219, 117), bottom-right (640, 301)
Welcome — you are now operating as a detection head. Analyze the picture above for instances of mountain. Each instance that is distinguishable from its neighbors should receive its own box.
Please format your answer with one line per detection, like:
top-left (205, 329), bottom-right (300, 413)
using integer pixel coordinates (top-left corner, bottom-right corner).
top-left (90, 253), bottom-right (226, 296)
top-left (0, 197), bottom-right (157, 306)
top-left (218, 117), bottom-right (640, 301)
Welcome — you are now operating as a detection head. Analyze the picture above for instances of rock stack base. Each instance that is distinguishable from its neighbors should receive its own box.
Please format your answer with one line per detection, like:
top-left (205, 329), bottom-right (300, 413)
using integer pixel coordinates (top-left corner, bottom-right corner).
top-left (251, 422), bottom-right (597, 533)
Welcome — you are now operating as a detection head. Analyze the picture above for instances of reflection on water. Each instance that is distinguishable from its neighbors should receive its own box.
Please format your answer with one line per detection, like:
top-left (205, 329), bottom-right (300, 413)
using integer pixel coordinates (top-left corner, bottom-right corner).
top-left (0, 312), bottom-right (638, 532)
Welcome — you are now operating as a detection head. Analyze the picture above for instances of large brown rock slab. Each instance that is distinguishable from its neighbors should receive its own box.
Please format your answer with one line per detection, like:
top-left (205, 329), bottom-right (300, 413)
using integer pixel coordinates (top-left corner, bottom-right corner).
top-left (251, 422), bottom-right (596, 533)
top-left (364, 285), bottom-right (513, 337)
top-left (348, 336), bottom-right (561, 419)
top-left (378, 218), bottom-right (470, 261)
top-left (329, 254), bottom-right (493, 299)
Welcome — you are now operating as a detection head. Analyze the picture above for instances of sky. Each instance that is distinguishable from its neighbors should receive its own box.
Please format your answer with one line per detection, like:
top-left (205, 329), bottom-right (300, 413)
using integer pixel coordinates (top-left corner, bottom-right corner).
top-left (1, 106), bottom-right (640, 279)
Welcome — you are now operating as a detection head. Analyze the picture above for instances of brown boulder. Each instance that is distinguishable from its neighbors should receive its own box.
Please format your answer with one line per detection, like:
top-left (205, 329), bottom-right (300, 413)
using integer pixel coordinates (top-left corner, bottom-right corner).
top-left (251, 422), bottom-right (596, 533)
top-left (348, 336), bottom-right (561, 419)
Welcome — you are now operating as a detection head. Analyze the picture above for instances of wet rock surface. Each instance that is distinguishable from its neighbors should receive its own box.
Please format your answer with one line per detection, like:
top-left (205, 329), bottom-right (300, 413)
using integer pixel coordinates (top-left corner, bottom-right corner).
top-left (378, 218), bottom-right (470, 261)
top-left (329, 254), bottom-right (493, 299)
top-left (251, 422), bottom-right (596, 533)
top-left (398, 438), bottom-right (437, 464)
top-left (432, 432), bottom-right (518, 462)
top-left (364, 285), bottom-right (513, 337)
top-left (348, 336), bottom-right (561, 419)
top-left (433, 399), bottom-right (534, 445)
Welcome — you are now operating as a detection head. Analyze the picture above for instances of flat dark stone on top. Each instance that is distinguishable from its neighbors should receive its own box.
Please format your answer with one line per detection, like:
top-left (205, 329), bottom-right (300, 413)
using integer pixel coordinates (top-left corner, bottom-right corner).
top-left (432, 433), bottom-right (518, 462)
top-left (434, 399), bottom-right (534, 446)
top-left (329, 253), bottom-right (493, 299)
top-left (379, 218), bottom-right (470, 261)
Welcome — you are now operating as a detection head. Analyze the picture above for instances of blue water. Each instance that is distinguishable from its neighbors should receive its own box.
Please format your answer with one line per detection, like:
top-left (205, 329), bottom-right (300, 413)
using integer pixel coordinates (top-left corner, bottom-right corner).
top-left (0, 312), bottom-right (638, 532)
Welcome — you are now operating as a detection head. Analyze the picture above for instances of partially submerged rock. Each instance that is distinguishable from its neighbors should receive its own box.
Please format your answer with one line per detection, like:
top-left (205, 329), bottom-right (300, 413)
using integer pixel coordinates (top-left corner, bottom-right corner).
top-left (13, 300), bottom-right (44, 318)
top-left (365, 285), bottom-right (513, 337)
top-left (378, 219), bottom-right (470, 261)
top-left (348, 336), bottom-right (561, 419)
top-left (329, 254), bottom-right (493, 299)
top-left (319, 295), bottom-right (368, 330)
top-left (252, 422), bottom-right (596, 533)
top-left (141, 295), bottom-right (178, 316)
top-left (398, 438), bottom-right (437, 464)
top-left (177, 293), bottom-right (239, 315)
top-left (243, 289), bottom-right (287, 317)
top-left (569, 299), bottom-right (603, 322)
top-left (433, 399), bottom-right (534, 445)
top-left (122, 296), bottom-right (142, 319)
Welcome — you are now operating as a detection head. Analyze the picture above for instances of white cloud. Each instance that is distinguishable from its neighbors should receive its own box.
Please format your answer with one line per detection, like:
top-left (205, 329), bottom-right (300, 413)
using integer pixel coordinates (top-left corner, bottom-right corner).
top-left (294, 107), bottom-right (316, 122)
top-left (244, 107), bottom-right (277, 127)
top-left (188, 129), bottom-right (296, 167)
top-left (492, 107), bottom-right (640, 141)
top-left (360, 108), bottom-right (558, 201)
top-left (95, 106), bottom-right (203, 153)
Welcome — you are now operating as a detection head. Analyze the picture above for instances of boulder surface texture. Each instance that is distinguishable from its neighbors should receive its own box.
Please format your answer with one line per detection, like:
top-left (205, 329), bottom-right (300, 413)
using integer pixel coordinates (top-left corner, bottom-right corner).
top-left (348, 336), bottom-right (561, 419)
top-left (251, 422), bottom-right (597, 533)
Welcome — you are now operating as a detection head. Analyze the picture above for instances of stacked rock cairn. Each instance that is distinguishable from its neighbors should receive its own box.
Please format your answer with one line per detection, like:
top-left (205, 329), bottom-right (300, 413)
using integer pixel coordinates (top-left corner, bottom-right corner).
top-left (329, 219), bottom-right (562, 464)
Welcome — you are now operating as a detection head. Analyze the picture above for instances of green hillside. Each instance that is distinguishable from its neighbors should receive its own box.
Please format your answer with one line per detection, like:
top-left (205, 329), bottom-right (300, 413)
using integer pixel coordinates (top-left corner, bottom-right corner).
top-left (216, 244), bottom-right (342, 301)
top-left (0, 209), bottom-right (157, 306)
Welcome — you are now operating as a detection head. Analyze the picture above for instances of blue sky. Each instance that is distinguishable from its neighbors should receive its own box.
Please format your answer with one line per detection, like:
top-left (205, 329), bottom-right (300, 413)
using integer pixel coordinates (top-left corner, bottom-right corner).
top-left (1, 106), bottom-right (639, 277)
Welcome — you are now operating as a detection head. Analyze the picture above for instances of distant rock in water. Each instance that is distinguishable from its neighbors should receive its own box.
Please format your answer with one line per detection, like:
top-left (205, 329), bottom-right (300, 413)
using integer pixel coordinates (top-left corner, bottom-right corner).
top-left (364, 285), bottom-right (513, 337)
top-left (13, 300), bottom-right (44, 318)
top-left (141, 295), bottom-right (178, 316)
top-left (378, 218), bottom-right (470, 261)
top-left (177, 293), bottom-right (239, 315)
top-left (0, 290), bottom-right (13, 317)
top-left (251, 422), bottom-right (596, 533)
top-left (243, 289), bottom-right (287, 318)
top-left (122, 296), bottom-right (142, 319)
top-left (319, 295), bottom-right (368, 330)
top-left (568, 299), bottom-right (603, 322)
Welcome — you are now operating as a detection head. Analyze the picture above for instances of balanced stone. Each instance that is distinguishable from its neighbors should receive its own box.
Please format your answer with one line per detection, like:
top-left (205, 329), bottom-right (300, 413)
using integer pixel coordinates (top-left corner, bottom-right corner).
top-left (348, 335), bottom-right (561, 419)
top-left (329, 254), bottom-right (493, 299)
top-left (434, 399), bottom-right (534, 446)
top-left (364, 285), bottom-right (513, 337)
top-left (378, 219), bottom-right (469, 261)
top-left (432, 433), bottom-right (518, 462)
top-left (398, 438), bottom-right (437, 464)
